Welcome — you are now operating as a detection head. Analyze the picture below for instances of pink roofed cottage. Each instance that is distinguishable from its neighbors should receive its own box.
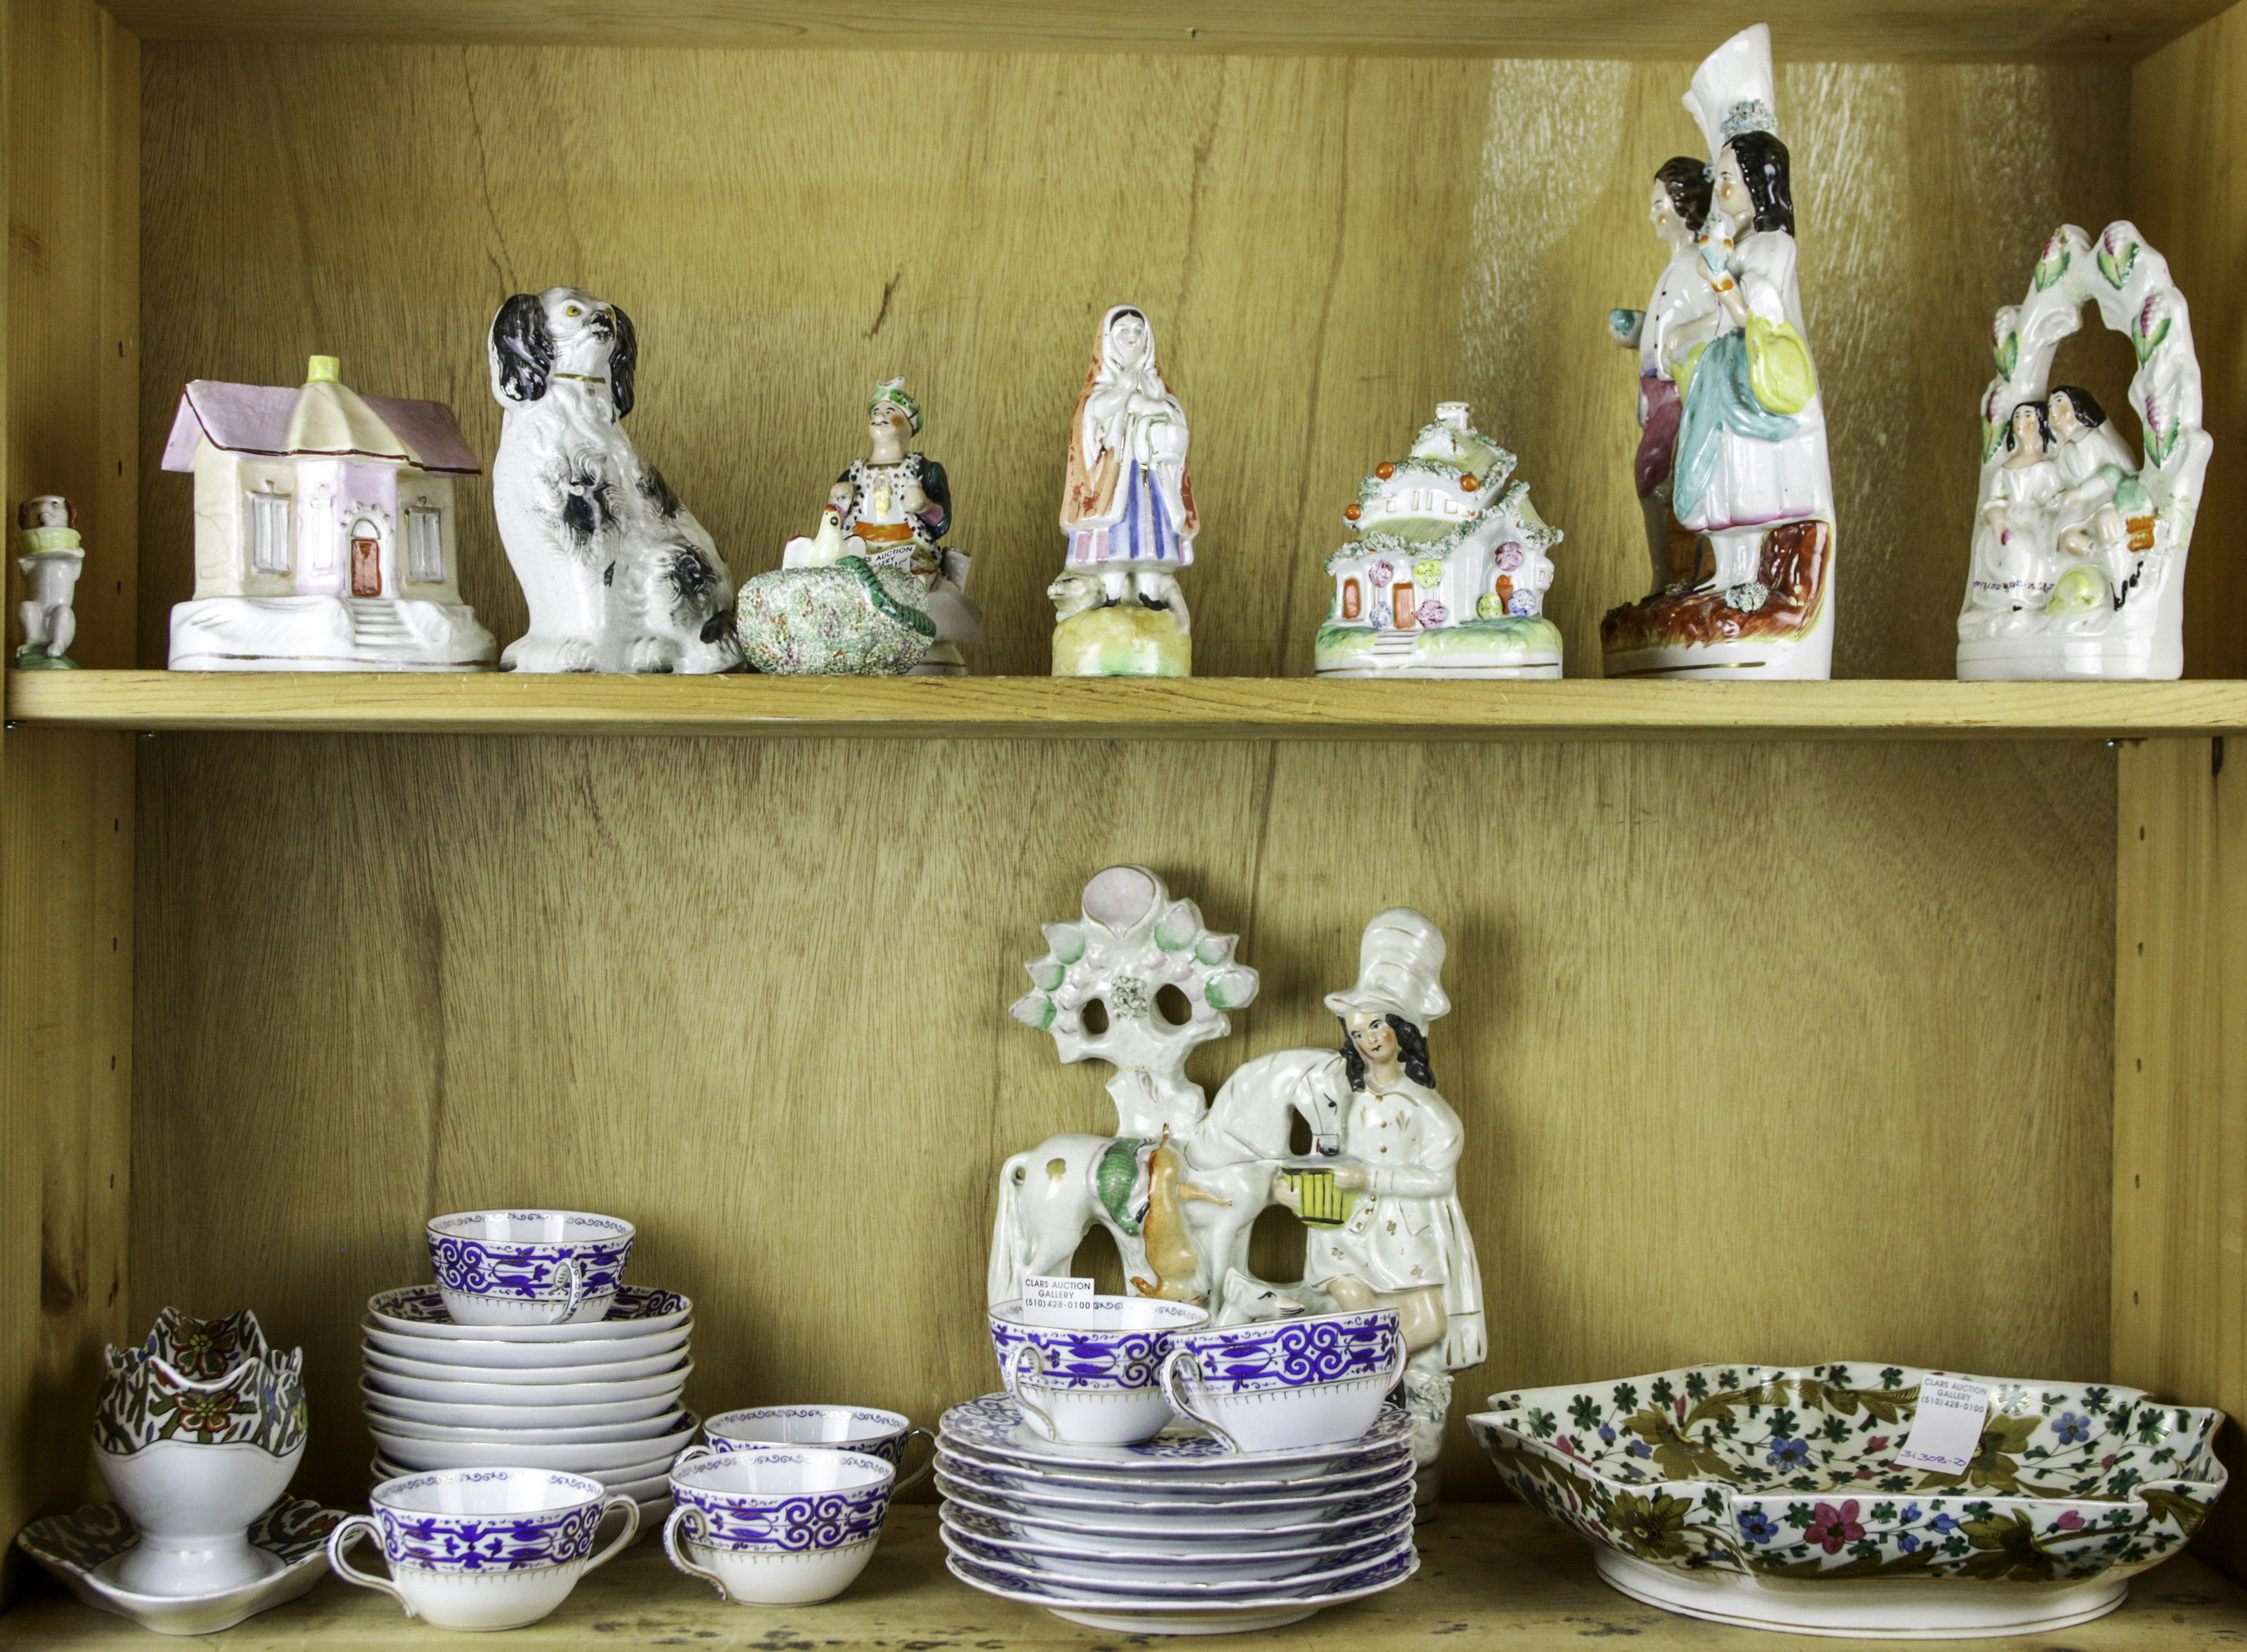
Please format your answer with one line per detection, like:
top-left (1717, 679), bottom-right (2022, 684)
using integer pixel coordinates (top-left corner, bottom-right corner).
top-left (163, 356), bottom-right (497, 671)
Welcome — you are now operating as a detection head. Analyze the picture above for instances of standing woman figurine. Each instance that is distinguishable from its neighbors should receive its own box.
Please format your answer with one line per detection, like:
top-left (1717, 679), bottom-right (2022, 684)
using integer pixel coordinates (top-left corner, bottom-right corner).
top-left (1610, 158), bottom-right (1718, 599)
top-left (1049, 305), bottom-right (1198, 677)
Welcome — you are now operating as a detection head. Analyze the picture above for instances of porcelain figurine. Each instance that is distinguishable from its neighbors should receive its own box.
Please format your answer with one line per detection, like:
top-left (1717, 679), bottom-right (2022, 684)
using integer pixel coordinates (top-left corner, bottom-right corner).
top-left (92, 1308), bottom-right (309, 1599)
top-left (1600, 25), bottom-right (1836, 681)
top-left (163, 358), bottom-right (497, 672)
top-left (992, 868), bottom-right (1484, 1506)
top-left (735, 380), bottom-right (984, 675)
top-left (1610, 161), bottom-right (1720, 600)
top-left (1050, 307), bottom-right (1197, 677)
top-left (1957, 224), bottom-right (2210, 679)
top-left (16, 495), bottom-right (85, 668)
top-left (1315, 403), bottom-right (1564, 678)
top-left (489, 287), bottom-right (740, 674)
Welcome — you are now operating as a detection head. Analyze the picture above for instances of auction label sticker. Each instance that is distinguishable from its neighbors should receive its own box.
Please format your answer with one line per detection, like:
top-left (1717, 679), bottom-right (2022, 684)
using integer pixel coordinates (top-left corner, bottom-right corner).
top-left (1021, 1275), bottom-right (1096, 1324)
top-left (1892, 1373), bottom-right (1994, 1474)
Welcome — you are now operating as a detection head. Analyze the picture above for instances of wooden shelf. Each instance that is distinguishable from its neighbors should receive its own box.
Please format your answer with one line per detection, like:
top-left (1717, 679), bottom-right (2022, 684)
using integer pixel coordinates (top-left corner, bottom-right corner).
top-left (97, 0), bottom-right (2234, 63)
top-left (11, 669), bottom-right (2247, 742)
top-left (6, 1505), bottom-right (2245, 1648)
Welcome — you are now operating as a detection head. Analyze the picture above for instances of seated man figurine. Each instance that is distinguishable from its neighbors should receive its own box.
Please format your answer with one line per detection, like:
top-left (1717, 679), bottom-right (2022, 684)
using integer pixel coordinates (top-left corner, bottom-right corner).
top-left (744, 380), bottom-right (982, 675)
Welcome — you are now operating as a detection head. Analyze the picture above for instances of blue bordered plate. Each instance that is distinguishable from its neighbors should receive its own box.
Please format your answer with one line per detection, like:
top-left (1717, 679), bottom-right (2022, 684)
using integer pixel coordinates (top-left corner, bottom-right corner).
top-left (935, 1436), bottom-right (1406, 1496)
top-left (934, 1481), bottom-right (1416, 1549)
top-left (937, 1392), bottom-right (1410, 1472)
top-left (945, 1543), bottom-right (1419, 1625)
top-left (933, 1455), bottom-right (1416, 1519)
top-left (369, 1284), bottom-right (690, 1341)
top-left (942, 1503), bottom-right (1415, 1576)
top-left (944, 1523), bottom-right (1415, 1598)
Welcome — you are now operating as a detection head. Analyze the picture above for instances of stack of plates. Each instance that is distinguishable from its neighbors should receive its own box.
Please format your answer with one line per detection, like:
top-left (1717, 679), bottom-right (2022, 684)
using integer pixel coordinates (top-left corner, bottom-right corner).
top-left (936, 1395), bottom-right (1419, 1634)
top-left (360, 1284), bottom-right (696, 1533)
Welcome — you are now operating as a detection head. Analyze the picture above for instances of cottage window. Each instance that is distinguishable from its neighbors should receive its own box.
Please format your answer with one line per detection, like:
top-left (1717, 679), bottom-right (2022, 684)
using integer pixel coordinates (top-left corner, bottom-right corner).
top-left (248, 490), bottom-right (291, 575)
top-left (406, 506), bottom-right (445, 584)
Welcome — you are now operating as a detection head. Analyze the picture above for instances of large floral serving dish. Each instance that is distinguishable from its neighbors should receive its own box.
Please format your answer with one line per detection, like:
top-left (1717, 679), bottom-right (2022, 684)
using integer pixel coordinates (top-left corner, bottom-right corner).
top-left (1470, 1362), bottom-right (2227, 1639)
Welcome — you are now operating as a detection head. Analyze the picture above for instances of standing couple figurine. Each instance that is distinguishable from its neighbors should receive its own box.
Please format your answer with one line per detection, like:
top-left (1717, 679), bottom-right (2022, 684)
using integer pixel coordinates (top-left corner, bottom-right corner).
top-left (1603, 24), bottom-right (1836, 681)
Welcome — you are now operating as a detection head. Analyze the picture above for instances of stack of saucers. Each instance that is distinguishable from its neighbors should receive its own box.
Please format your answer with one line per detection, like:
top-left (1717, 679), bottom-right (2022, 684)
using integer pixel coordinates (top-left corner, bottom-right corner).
top-left (935, 1395), bottom-right (1419, 1634)
top-left (361, 1284), bottom-right (695, 1534)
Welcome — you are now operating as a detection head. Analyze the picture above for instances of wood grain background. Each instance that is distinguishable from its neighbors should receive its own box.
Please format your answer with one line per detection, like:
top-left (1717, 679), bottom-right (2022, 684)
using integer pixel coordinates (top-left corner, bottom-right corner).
top-left (130, 733), bottom-right (2117, 1505)
top-left (135, 46), bottom-right (2135, 681)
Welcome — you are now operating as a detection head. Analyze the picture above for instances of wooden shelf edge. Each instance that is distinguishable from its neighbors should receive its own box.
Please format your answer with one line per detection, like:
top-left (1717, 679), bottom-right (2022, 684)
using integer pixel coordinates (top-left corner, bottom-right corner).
top-left (4, 1503), bottom-right (2243, 1647)
top-left (100, 0), bottom-right (2234, 66)
top-left (11, 671), bottom-right (2247, 742)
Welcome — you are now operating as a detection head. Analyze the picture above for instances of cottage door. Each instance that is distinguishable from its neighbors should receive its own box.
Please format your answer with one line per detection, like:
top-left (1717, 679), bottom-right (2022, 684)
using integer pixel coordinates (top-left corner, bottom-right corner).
top-left (1342, 578), bottom-right (1361, 621)
top-left (1393, 581), bottom-right (1416, 628)
top-left (350, 523), bottom-right (382, 597)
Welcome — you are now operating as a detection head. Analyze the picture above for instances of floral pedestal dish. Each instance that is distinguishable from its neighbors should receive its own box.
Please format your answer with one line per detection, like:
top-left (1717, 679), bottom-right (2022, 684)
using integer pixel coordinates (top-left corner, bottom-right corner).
top-left (15, 1497), bottom-right (341, 1637)
top-left (1469, 1361), bottom-right (2226, 1639)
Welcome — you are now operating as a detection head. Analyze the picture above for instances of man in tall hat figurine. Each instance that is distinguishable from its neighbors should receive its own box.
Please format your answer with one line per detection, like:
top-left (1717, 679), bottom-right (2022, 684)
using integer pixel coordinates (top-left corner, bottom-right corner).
top-left (1272, 908), bottom-right (1485, 1500)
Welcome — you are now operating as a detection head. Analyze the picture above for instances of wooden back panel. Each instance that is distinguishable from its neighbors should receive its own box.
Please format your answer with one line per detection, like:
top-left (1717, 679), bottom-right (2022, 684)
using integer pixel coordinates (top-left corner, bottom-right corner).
top-left (131, 733), bottom-right (2115, 1505)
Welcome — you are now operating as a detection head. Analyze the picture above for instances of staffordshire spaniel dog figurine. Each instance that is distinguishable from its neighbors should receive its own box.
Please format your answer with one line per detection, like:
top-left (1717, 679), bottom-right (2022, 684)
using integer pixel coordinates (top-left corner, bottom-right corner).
top-left (488, 287), bottom-right (740, 673)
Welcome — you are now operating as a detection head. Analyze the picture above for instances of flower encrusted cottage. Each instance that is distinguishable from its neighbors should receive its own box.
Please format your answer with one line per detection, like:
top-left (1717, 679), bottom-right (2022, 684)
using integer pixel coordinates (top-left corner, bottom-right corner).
top-left (163, 356), bottom-right (496, 671)
top-left (1316, 403), bottom-right (1564, 678)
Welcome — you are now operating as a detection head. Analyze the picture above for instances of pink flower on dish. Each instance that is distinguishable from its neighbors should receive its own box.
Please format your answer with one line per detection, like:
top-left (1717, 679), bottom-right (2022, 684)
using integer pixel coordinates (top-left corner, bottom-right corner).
top-left (2055, 1510), bottom-right (2085, 1531)
top-left (1867, 1437), bottom-right (1889, 1454)
top-left (1803, 1500), bottom-right (1864, 1555)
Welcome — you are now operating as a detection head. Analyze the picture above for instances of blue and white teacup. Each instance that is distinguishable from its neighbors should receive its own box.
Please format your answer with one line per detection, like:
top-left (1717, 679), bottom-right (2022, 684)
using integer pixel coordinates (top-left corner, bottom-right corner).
top-left (988, 1296), bottom-right (1208, 1446)
top-left (426, 1210), bottom-right (635, 1328)
top-left (692, 1407), bottom-right (934, 1493)
top-left (1159, 1307), bottom-right (1405, 1453)
top-left (327, 1468), bottom-right (638, 1632)
top-left (664, 1448), bottom-right (894, 1606)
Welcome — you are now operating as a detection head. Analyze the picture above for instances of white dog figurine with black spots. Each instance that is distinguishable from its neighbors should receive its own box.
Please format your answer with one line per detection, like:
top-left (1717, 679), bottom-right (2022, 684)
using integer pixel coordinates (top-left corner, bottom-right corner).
top-left (488, 287), bottom-right (740, 673)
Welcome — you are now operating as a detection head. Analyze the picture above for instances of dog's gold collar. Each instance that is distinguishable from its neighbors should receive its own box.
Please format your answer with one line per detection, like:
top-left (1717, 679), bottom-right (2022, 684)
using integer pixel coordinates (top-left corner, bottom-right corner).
top-left (552, 372), bottom-right (608, 386)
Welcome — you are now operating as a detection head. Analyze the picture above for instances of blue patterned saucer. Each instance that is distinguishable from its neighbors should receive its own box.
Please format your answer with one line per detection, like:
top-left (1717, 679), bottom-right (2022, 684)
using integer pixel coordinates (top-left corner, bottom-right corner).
top-left (369, 1284), bottom-right (689, 1341)
top-left (936, 1434), bottom-right (1407, 1496)
top-left (946, 1524), bottom-right (1414, 1598)
top-left (935, 1483), bottom-right (1415, 1550)
top-left (945, 1544), bottom-right (1419, 1632)
top-left (938, 1393), bottom-right (1410, 1472)
top-left (933, 1454), bottom-right (1416, 1517)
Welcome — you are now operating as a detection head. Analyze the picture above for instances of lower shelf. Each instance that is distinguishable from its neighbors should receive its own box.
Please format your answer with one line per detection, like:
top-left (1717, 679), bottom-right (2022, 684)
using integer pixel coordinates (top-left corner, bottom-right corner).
top-left (5, 1504), bottom-right (2245, 1647)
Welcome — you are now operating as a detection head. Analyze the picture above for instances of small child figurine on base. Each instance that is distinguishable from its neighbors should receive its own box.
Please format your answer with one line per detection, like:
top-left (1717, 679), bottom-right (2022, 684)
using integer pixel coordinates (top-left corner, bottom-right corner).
top-left (1051, 306), bottom-right (1197, 677)
top-left (16, 496), bottom-right (84, 669)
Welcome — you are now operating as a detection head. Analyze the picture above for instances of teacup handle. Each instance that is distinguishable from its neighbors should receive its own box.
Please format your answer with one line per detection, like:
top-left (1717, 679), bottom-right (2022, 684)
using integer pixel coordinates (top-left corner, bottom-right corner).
top-left (1000, 1342), bottom-right (1061, 1441)
top-left (672, 1442), bottom-right (717, 1469)
top-left (892, 1427), bottom-right (937, 1495)
top-left (582, 1492), bottom-right (642, 1574)
top-left (1159, 1347), bottom-right (1245, 1453)
top-left (326, 1515), bottom-right (415, 1616)
top-left (543, 1258), bottom-right (586, 1327)
top-left (662, 1505), bottom-right (730, 1602)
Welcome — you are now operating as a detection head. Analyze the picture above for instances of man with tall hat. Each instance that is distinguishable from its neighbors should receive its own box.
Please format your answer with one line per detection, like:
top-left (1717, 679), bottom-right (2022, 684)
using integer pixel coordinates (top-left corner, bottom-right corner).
top-left (1271, 908), bottom-right (1486, 1495)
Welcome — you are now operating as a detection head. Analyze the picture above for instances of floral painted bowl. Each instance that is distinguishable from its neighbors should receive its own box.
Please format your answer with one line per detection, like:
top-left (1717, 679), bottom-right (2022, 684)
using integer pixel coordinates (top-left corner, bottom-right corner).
top-left (1470, 1362), bottom-right (2227, 1639)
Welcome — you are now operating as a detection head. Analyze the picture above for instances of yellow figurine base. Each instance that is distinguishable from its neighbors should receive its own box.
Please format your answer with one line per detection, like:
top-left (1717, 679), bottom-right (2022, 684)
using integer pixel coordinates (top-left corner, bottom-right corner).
top-left (1051, 606), bottom-right (1191, 678)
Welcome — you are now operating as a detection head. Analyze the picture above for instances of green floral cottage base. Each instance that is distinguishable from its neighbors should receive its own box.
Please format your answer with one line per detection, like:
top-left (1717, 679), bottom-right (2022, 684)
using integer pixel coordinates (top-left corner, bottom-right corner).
top-left (1468, 1362), bottom-right (2225, 1586)
top-left (1315, 616), bottom-right (1563, 670)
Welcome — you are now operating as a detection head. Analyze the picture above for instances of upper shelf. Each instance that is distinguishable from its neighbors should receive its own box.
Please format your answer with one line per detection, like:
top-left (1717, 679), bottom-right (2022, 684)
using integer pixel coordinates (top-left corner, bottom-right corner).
top-left (10, 670), bottom-right (2247, 741)
top-left (99, 0), bottom-right (2232, 63)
